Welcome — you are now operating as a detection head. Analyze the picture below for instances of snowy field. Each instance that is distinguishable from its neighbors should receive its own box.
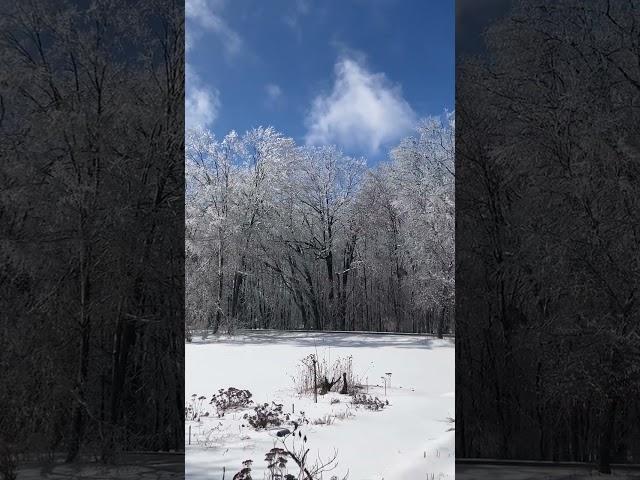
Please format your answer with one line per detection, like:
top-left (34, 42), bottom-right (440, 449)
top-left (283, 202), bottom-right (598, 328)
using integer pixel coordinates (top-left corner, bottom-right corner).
top-left (185, 331), bottom-right (454, 480)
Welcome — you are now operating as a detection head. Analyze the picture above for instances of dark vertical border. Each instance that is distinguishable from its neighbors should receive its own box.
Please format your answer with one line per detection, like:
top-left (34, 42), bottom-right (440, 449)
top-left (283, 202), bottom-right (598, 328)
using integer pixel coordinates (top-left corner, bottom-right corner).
top-left (456, 0), bottom-right (640, 478)
top-left (0, 0), bottom-right (184, 476)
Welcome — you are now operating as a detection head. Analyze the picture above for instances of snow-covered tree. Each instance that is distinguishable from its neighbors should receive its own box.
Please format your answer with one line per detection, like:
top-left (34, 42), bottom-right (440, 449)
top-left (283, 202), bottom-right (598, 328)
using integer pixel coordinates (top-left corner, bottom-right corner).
top-left (185, 117), bottom-right (454, 335)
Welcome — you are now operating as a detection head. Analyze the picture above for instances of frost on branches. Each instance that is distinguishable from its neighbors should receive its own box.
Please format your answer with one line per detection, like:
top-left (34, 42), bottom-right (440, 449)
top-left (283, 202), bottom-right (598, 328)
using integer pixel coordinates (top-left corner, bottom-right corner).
top-left (186, 117), bottom-right (454, 336)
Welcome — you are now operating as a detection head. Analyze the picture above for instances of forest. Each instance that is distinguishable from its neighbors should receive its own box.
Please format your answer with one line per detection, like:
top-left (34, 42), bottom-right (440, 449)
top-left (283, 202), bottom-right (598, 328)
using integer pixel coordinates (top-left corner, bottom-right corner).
top-left (0, 0), bottom-right (184, 466)
top-left (185, 115), bottom-right (454, 336)
top-left (456, 0), bottom-right (640, 473)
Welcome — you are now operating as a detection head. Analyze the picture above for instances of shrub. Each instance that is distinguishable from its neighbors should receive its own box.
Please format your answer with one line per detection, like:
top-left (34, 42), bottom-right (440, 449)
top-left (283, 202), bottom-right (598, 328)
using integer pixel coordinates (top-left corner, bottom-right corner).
top-left (295, 353), bottom-right (361, 396)
top-left (243, 402), bottom-right (286, 430)
top-left (235, 431), bottom-right (347, 480)
top-left (185, 394), bottom-right (209, 421)
top-left (311, 408), bottom-right (353, 426)
top-left (291, 411), bottom-right (309, 429)
top-left (210, 387), bottom-right (253, 417)
top-left (232, 459), bottom-right (253, 480)
top-left (351, 394), bottom-right (388, 411)
top-left (312, 414), bottom-right (334, 426)
top-left (264, 447), bottom-right (289, 478)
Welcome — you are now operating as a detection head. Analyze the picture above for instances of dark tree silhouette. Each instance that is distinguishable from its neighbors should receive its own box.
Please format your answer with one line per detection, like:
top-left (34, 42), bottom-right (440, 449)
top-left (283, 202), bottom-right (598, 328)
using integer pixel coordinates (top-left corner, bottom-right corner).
top-left (0, 0), bottom-right (184, 466)
top-left (457, 0), bottom-right (640, 472)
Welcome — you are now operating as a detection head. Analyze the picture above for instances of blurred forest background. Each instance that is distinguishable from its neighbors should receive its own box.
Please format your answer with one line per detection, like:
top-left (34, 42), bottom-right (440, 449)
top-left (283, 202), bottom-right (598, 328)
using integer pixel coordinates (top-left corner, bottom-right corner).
top-left (0, 0), bottom-right (184, 467)
top-left (456, 0), bottom-right (640, 473)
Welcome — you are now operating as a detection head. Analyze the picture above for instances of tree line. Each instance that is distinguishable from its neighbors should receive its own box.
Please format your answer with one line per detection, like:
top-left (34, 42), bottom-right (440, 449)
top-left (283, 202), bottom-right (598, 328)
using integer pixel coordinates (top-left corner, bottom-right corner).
top-left (186, 115), bottom-right (454, 336)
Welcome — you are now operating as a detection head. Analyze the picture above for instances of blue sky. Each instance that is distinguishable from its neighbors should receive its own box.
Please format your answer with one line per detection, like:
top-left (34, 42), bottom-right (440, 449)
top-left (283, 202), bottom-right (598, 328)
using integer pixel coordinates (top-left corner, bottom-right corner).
top-left (186, 0), bottom-right (454, 162)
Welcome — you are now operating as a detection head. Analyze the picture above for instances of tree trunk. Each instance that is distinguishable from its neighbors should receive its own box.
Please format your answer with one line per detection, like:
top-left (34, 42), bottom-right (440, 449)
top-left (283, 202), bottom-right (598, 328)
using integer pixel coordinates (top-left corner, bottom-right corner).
top-left (66, 321), bottom-right (91, 462)
top-left (338, 236), bottom-right (356, 331)
top-left (598, 398), bottom-right (617, 474)
top-left (324, 216), bottom-right (335, 327)
top-left (213, 237), bottom-right (224, 332)
top-left (67, 240), bottom-right (92, 462)
top-left (363, 263), bottom-right (370, 331)
top-left (437, 305), bottom-right (447, 339)
top-left (108, 309), bottom-right (136, 453)
top-left (230, 255), bottom-right (247, 321)
top-left (319, 375), bottom-right (339, 395)
top-left (340, 372), bottom-right (348, 394)
top-left (302, 265), bottom-right (323, 330)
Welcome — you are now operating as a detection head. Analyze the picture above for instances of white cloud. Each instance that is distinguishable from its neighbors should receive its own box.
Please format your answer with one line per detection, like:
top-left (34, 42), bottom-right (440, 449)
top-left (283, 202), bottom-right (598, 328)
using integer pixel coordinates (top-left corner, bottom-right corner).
top-left (185, 0), bottom-right (229, 128)
top-left (265, 83), bottom-right (283, 105)
top-left (185, 28), bottom-right (195, 53)
top-left (186, 63), bottom-right (219, 130)
top-left (186, 0), bottom-right (241, 56)
top-left (305, 55), bottom-right (416, 154)
top-left (186, 85), bottom-right (219, 130)
top-left (283, 0), bottom-right (311, 33)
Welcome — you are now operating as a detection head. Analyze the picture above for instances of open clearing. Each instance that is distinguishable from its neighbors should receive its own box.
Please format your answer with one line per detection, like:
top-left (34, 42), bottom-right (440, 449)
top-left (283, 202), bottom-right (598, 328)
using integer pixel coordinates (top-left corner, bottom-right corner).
top-left (185, 331), bottom-right (454, 479)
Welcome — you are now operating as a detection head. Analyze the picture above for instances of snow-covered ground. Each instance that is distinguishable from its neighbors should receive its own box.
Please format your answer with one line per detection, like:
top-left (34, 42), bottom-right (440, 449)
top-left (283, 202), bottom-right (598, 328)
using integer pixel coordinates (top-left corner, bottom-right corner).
top-left (185, 331), bottom-right (454, 480)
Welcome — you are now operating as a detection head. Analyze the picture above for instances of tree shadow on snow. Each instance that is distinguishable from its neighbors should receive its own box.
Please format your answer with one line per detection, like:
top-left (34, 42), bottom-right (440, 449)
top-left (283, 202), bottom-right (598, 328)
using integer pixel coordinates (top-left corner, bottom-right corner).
top-left (189, 330), bottom-right (454, 350)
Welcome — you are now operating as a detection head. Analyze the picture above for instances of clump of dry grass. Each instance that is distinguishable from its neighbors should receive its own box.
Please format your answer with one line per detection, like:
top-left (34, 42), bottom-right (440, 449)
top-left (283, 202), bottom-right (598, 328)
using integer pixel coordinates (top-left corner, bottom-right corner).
top-left (294, 352), bottom-right (361, 396)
